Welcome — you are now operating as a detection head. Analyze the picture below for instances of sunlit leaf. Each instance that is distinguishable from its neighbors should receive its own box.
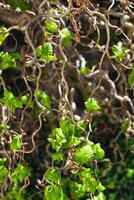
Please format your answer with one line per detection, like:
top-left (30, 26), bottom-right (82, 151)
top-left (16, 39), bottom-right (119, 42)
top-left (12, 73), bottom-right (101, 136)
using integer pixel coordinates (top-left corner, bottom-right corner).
top-left (0, 90), bottom-right (23, 113)
top-left (11, 164), bottom-right (30, 184)
top-left (8, 0), bottom-right (30, 10)
top-left (75, 141), bottom-right (94, 164)
top-left (93, 143), bottom-right (105, 160)
top-left (60, 28), bottom-right (75, 47)
top-left (128, 64), bottom-right (134, 87)
top-left (69, 181), bottom-right (85, 198)
top-left (85, 97), bottom-right (100, 112)
top-left (45, 20), bottom-right (58, 33)
top-left (112, 45), bottom-right (126, 62)
top-left (95, 192), bottom-right (106, 200)
top-left (52, 152), bottom-right (64, 161)
top-left (0, 158), bottom-right (7, 165)
top-left (36, 42), bottom-right (57, 61)
top-left (0, 166), bottom-right (8, 182)
top-left (0, 27), bottom-right (9, 45)
top-left (44, 184), bottom-right (69, 200)
top-left (0, 52), bottom-right (19, 69)
top-left (45, 168), bottom-right (61, 183)
top-left (48, 128), bottom-right (67, 152)
top-left (10, 135), bottom-right (22, 151)
top-left (36, 90), bottom-right (51, 109)
top-left (126, 168), bottom-right (134, 179)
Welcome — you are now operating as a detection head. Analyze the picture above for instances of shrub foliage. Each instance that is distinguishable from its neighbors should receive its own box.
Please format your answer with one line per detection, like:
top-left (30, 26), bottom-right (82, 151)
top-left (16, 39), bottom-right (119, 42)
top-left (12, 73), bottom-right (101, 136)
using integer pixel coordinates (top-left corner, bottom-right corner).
top-left (0, 0), bottom-right (134, 199)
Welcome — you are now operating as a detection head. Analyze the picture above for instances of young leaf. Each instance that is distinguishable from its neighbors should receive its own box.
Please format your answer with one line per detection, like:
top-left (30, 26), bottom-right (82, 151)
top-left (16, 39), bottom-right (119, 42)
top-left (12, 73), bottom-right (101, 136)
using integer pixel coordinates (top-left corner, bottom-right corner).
top-left (121, 118), bottom-right (132, 134)
top-left (76, 120), bottom-right (88, 136)
top-left (0, 52), bottom-right (20, 69)
top-left (45, 20), bottom-right (58, 33)
top-left (0, 123), bottom-right (10, 131)
top-left (60, 28), bottom-right (75, 47)
top-left (44, 184), bottom-right (68, 200)
top-left (95, 192), bottom-right (106, 200)
top-left (45, 168), bottom-right (61, 183)
top-left (112, 45), bottom-right (126, 62)
top-left (11, 164), bottom-right (30, 184)
top-left (60, 118), bottom-right (75, 138)
top-left (78, 167), bottom-right (92, 183)
top-left (80, 66), bottom-right (91, 75)
top-left (0, 27), bottom-right (9, 45)
top-left (85, 97), bottom-right (100, 112)
top-left (9, 0), bottom-right (30, 11)
top-left (36, 90), bottom-right (51, 109)
top-left (93, 143), bottom-right (105, 160)
top-left (75, 141), bottom-right (94, 164)
top-left (6, 188), bottom-right (25, 200)
top-left (48, 128), bottom-right (67, 152)
top-left (0, 166), bottom-right (8, 182)
top-left (20, 93), bottom-right (33, 109)
top-left (36, 42), bottom-right (57, 61)
top-left (128, 64), bottom-right (134, 87)
top-left (0, 158), bottom-right (7, 165)
top-left (0, 90), bottom-right (23, 113)
top-left (69, 181), bottom-right (85, 198)
top-left (10, 135), bottom-right (22, 151)
top-left (78, 167), bottom-right (99, 193)
top-left (126, 168), bottom-right (134, 179)
top-left (96, 182), bottom-right (105, 192)
top-left (51, 151), bottom-right (64, 161)
top-left (65, 136), bottom-right (84, 148)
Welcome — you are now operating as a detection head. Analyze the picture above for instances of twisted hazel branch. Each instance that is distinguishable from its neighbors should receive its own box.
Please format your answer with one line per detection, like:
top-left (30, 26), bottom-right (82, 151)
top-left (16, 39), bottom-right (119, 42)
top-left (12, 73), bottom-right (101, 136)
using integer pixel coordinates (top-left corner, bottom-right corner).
top-left (85, 70), bottom-right (134, 115)
top-left (24, 112), bottom-right (44, 154)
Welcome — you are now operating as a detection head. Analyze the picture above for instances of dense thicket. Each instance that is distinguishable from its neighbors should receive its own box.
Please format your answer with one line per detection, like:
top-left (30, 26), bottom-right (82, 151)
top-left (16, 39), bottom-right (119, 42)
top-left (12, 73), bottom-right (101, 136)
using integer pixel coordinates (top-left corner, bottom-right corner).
top-left (0, 1), bottom-right (134, 199)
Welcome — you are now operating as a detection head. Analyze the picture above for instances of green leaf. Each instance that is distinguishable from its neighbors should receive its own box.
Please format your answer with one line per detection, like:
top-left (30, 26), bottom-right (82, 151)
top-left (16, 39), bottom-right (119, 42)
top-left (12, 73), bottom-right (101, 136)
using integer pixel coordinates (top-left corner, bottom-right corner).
top-left (11, 164), bottom-right (30, 184)
top-left (45, 20), bottom-right (58, 33)
top-left (48, 128), bottom-right (67, 152)
top-left (45, 168), bottom-right (61, 183)
top-left (0, 90), bottom-right (23, 113)
top-left (126, 168), bottom-right (134, 179)
top-left (10, 135), bottom-right (22, 151)
top-left (10, 53), bottom-right (21, 60)
top-left (75, 141), bottom-right (94, 164)
top-left (112, 45), bottom-right (126, 62)
top-left (8, 0), bottom-right (30, 11)
top-left (6, 187), bottom-right (25, 200)
top-left (87, 176), bottom-right (99, 193)
top-left (0, 27), bottom-right (9, 45)
top-left (96, 183), bottom-right (105, 192)
top-left (52, 152), bottom-right (64, 161)
top-left (36, 42), bottom-right (57, 61)
top-left (44, 184), bottom-right (68, 200)
top-left (93, 143), bottom-right (105, 160)
top-left (121, 118), bottom-right (132, 134)
top-left (0, 157), bottom-right (7, 165)
top-left (60, 118), bottom-right (75, 138)
top-left (128, 64), bottom-right (134, 87)
top-left (0, 123), bottom-right (10, 131)
top-left (20, 93), bottom-right (30, 105)
top-left (69, 181), bottom-right (85, 198)
top-left (78, 167), bottom-right (91, 183)
top-left (95, 192), bottom-right (106, 200)
top-left (76, 120), bottom-right (88, 136)
top-left (0, 166), bottom-right (8, 182)
top-left (60, 28), bottom-right (75, 47)
top-left (0, 52), bottom-right (19, 69)
top-left (85, 97), bottom-right (100, 112)
top-left (36, 90), bottom-right (51, 109)
top-left (78, 167), bottom-right (99, 193)
top-left (66, 136), bottom-right (84, 148)
top-left (80, 66), bottom-right (91, 75)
